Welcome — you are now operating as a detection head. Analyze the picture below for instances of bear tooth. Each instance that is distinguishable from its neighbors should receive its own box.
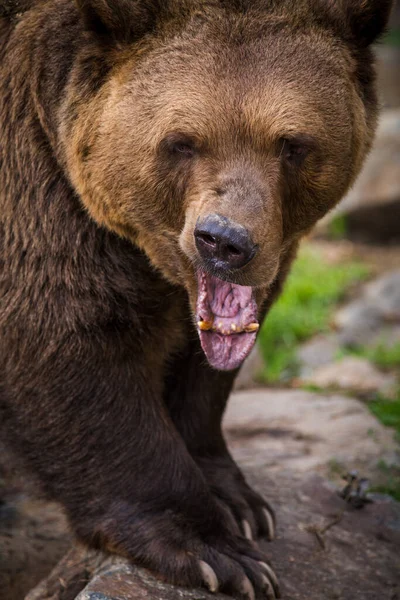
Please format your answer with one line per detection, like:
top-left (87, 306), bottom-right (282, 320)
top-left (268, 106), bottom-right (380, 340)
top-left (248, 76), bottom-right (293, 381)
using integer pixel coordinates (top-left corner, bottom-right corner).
top-left (245, 323), bottom-right (260, 333)
top-left (198, 320), bottom-right (213, 331)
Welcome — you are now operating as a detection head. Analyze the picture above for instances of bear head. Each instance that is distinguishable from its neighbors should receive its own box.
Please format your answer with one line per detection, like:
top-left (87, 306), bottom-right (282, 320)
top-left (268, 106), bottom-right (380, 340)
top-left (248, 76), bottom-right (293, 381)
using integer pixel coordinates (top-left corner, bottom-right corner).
top-left (61, 0), bottom-right (393, 370)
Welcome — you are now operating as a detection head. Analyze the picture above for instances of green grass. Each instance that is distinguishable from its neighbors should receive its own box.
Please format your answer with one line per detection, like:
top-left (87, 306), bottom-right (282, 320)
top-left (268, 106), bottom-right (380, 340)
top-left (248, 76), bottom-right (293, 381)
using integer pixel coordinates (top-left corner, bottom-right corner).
top-left (371, 460), bottom-right (400, 502)
top-left (336, 343), bottom-right (400, 449)
top-left (382, 28), bottom-right (400, 47)
top-left (370, 393), bottom-right (400, 435)
top-left (338, 348), bottom-right (400, 502)
top-left (343, 343), bottom-right (400, 372)
top-left (258, 244), bottom-right (369, 382)
top-left (369, 401), bottom-right (400, 500)
top-left (366, 343), bottom-right (400, 370)
top-left (327, 214), bottom-right (348, 240)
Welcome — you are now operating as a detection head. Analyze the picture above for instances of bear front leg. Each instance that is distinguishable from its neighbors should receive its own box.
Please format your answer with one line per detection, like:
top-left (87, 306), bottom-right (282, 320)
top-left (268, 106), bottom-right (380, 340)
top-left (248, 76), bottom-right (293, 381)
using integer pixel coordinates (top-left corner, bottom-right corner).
top-left (164, 338), bottom-right (276, 543)
top-left (6, 339), bottom-right (279, 600)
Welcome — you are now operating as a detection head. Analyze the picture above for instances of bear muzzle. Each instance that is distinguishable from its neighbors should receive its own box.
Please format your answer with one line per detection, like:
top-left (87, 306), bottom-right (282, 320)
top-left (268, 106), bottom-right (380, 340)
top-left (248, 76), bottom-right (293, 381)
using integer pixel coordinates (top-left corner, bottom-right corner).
top-left (194, 214), bottom-right (258, 273)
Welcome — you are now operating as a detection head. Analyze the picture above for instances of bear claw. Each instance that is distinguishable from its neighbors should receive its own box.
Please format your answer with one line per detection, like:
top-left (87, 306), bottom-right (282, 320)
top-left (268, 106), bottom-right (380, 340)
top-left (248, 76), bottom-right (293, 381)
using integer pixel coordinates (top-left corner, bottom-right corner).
top-left (240, 575), bottom-right (256, 600)
top-left (262, 508), bottom-right (275, 541)
top-left (261, 575), bottom-right (276, 600)
top-left (199, 560), bottom-right (219, 593)
top-left (259, 562), bottom-right (280, 597)
top-left (242, 519), bottom-right (253, 540)
top-left (197, 546), bottom-right (279, 599)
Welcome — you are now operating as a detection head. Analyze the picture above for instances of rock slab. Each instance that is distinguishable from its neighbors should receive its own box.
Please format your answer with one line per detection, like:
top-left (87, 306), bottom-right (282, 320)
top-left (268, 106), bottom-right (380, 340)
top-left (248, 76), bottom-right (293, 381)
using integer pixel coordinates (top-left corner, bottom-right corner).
top-left (299, 356), bottom-right (397, 397)
top-left (224, 389), bottom-right (398, 475)
top-left (26, 474), bottom-right (400, 600)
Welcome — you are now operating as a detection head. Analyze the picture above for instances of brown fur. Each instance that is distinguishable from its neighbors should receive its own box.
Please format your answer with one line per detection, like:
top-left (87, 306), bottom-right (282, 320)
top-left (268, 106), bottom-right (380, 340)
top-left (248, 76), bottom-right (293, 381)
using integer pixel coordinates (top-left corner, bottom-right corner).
top-left (0, 0), bottom-right (393, 597)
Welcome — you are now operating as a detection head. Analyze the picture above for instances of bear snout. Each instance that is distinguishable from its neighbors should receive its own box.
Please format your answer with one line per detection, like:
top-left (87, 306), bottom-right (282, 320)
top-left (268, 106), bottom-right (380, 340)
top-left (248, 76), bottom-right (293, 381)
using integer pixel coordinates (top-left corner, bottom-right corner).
top-left (194, 214), bottom-right (258, 274)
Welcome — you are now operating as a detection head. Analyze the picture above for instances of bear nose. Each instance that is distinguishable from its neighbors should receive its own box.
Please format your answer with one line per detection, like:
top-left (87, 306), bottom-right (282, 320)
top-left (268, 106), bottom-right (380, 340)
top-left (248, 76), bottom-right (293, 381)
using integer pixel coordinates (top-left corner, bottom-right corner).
top-left (194, 214), bottom-right (257, 271)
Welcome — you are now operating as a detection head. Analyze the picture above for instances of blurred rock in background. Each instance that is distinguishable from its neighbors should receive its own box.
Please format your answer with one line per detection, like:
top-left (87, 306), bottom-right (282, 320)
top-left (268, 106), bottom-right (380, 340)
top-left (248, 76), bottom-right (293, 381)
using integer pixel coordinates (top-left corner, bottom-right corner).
top-left (376, 3), bottom-right (400, 110)
top-left (318, 8), bottom-right (400, 244)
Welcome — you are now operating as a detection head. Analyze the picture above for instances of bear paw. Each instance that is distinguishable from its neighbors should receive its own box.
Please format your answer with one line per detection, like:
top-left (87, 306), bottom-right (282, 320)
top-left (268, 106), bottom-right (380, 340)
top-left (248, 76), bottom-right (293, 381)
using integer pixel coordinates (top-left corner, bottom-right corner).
top-left (196, 455), bottom-right (276, 542)
top-left (75, 501), bottom-right (280, 599)
top-left (195, 539), bottom-right (280, 599)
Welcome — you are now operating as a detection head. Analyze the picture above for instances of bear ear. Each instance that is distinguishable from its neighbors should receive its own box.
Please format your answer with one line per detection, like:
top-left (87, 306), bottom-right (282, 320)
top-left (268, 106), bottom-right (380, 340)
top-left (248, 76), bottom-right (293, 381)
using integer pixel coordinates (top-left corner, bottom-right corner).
top-left (75, 0), bottom-right (160, 43)
top-left (324, 0), bottom-right (394, 47)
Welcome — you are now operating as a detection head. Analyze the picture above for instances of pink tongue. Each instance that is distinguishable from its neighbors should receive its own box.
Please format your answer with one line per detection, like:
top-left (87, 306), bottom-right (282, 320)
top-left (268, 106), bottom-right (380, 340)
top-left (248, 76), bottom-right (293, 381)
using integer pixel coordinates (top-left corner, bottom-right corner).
top-left (205, 277), bottom-right (257, 326)
top-left (196, 271), bottom-right (259, 371)
top-left (199, 330), bottom-right (258, 371)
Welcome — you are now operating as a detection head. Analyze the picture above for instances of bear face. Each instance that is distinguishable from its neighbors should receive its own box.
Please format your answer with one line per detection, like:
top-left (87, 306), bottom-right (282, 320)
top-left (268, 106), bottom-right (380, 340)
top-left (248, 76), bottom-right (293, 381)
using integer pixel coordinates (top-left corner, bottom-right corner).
top-left (60, 0), bottom-right (386, 371)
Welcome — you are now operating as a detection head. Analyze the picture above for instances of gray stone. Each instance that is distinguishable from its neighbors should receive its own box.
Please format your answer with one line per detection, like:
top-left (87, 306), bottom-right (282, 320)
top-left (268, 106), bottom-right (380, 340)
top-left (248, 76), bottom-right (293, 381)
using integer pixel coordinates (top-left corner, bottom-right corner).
top-left (368, 324), bottom-right (400, 349)
top-left (299, 356), bottom-right (397, 398)
top-left (365, 270), bottom-right (400, 321)
top-left (0, 494), bottom-right (70, 600)
top-left (234, 344), bottom-right (265, 390)
top-left (77, 560), bottom-right (219, 600)
top-left (224, 389), bottom-right (399, 475)
top-left (335, 301), bottom-right (382, 346)
top-left (339, 109), bottom-right (400, 212)
top-left (75, 480), bottom-right (400, 599)
top-left (27, 473), bottom-right (400, 600)
top-left (334, 270), bottom-right (400, 347)
top-left (319, 109), bottom-right (400, 243)
top-left (297, 335), bottom-right (341, 376)
top-left (344, 198), bottom-right (400, 244)
top-left (376, 45), bottom-right (400, 110)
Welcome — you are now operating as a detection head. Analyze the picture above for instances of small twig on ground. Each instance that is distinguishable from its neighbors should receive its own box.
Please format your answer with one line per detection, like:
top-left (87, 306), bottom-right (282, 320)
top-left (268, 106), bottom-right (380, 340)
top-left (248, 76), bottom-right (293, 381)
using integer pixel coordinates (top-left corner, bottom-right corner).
top-left (305, 512), bottom-right (344, 550)
top-left (305, 470), bottom-right (373, 550)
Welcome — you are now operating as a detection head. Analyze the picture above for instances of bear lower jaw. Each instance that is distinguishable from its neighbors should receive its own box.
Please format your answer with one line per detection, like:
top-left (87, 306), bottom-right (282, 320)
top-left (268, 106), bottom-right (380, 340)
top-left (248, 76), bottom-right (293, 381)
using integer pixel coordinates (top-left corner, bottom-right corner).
top-left (196, 270), bottom-right (259, 371)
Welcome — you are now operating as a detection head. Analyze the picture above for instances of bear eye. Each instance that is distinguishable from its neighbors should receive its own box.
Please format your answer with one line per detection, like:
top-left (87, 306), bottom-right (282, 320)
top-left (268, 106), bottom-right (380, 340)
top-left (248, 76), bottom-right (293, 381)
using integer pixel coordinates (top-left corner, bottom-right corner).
top-left (171, 141), bottom-right (195, 158)
top-left (280, 135), bottom-right (316, 167)
top-left (161, 133), bottom-right (197, 160)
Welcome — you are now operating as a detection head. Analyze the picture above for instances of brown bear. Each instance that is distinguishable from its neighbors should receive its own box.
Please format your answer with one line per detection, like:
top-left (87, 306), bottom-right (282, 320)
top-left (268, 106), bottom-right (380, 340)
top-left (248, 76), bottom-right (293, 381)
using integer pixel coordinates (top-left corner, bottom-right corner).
top-left (0, 0), bottom-right (393, 598)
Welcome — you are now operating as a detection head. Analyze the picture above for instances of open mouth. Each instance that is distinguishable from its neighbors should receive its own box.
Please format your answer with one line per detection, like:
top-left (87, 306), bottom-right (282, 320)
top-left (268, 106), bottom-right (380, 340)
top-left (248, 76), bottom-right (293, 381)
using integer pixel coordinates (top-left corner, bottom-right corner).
top-left (196, 269), bottom-right (259, 371)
